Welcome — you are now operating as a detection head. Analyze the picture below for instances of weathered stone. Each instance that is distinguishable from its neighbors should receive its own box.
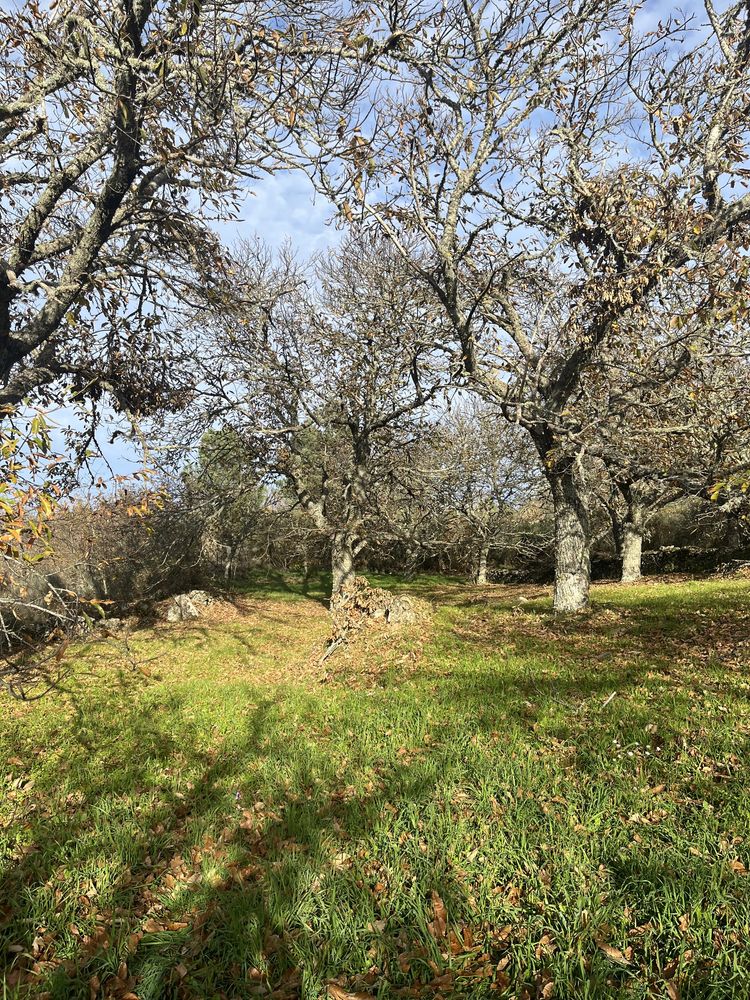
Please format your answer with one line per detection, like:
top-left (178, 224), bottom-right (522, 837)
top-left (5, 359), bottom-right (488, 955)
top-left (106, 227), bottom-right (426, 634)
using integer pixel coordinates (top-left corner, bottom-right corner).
top-left (166, 590), bottom-right (214, 622)
top-left (99, 617), bottom-right (124, 631)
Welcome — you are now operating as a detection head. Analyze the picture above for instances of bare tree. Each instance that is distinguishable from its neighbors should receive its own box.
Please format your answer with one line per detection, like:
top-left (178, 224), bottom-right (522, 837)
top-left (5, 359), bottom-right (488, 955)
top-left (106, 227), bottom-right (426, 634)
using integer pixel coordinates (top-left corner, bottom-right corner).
top-left (187, 232), bottom-right (449, 605)
top-left (406, 400), bottom-right (545, 583)
top-left (0, 0), bottom-right (361, 417)
top-left (300, 0), bottom-right (750, 611)
top-left (582, 320), bottom-right (750, 582)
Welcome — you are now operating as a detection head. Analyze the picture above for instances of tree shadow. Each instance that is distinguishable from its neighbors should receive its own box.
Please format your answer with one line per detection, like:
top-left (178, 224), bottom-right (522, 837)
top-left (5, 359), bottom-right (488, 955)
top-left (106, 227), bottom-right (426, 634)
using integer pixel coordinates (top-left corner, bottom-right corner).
top-left (232, 571), bottom-right (332, 608)
top-left (2, 578), bottom-right (749, 998)
top-left (0, 694), bottom-right (480, 999)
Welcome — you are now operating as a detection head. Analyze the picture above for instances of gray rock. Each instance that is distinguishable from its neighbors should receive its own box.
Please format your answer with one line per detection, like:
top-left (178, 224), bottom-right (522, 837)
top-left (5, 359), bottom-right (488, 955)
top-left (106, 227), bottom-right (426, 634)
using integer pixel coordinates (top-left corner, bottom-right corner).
top-left (100, 617), bottom-right (124, 631)
top-left (166, 590), bottom-right (214, 622)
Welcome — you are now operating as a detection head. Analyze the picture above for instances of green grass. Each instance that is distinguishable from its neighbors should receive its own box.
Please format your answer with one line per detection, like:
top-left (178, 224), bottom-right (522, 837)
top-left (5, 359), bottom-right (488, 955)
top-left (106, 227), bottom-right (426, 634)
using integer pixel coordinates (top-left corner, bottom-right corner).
top-left (1, 575), bottom-right (750, 999)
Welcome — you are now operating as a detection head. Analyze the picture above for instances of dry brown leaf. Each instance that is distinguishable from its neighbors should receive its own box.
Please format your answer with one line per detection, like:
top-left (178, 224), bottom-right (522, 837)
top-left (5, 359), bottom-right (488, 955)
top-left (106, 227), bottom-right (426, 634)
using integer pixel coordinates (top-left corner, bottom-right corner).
top-left (326, 984), bottom-right (372, 1000)
top-left (596, 940), bottom-right (630, 966)
top-left (665, 981), bottom-right (681, 1000)
top-left (506, 885), bottom-right (522, 906)
top-left (448, 930), bottom-right (463, 954)
top-left (427, 890), bottom-right (448, 939)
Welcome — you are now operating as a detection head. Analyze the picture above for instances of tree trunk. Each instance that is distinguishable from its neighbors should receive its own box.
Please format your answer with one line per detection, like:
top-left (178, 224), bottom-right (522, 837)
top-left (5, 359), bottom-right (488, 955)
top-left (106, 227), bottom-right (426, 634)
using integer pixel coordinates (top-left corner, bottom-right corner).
top-left (619, 486), bottom-right (644, 583)
top-left (621, 523), bottom-right (643, 583)
top-left (330, 532), bottom-right (356, 603)
top-left (610, 503), bottom-right (624, 558)
top-left (547, 461), bottom-right (591, 613)
top-left (223, 544), bottom-right (234, 581)
top-left (474, 540), bottom-right (489, 585)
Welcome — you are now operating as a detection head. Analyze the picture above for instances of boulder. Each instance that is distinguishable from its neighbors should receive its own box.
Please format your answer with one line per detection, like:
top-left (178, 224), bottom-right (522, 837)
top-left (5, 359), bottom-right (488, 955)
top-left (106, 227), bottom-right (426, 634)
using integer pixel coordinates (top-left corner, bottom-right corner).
top-left (166, 590), bottom-right (214, 622)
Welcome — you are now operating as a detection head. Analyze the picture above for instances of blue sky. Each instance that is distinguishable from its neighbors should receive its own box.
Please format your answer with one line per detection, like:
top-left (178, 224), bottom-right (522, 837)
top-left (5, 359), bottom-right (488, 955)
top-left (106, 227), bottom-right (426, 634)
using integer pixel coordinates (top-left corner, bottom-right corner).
top-left (11, 0), bottom-right (709, 486)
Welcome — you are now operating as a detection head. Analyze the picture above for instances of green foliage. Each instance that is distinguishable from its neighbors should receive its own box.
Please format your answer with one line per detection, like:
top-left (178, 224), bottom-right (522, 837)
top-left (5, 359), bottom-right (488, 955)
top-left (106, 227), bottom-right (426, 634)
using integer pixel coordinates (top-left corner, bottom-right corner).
top-left (185, 428), bottom-right (269, 553)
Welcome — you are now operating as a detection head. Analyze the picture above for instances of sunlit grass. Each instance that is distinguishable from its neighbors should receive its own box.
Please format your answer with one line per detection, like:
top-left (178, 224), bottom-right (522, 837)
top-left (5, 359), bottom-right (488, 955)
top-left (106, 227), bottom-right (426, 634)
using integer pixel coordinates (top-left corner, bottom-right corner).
top-left (1, 576), bottom-right (749, 998)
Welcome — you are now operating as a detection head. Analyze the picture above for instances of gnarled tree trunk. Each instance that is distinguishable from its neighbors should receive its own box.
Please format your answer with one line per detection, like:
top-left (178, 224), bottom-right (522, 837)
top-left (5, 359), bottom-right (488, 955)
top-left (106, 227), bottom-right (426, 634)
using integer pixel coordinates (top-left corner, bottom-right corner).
top-left (330, 532), bottom-right (356, 603)
top-left (547, 460), bottom-right (591, 613)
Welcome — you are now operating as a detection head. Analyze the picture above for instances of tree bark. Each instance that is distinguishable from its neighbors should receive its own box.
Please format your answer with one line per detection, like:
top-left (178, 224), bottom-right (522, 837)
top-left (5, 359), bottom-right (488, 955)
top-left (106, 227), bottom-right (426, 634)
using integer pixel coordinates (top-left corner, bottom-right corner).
top-left (223, 542), bottom-right (240, 582)
top-left (609, 502), bottom-right (624, 558)
top-left (619, 484), bottom-right (644, 583)
top-left (330, 532), bottom-right (356, 602)
top-left (547, 460), bottom-right (591, 613)
top-left (474, 540), bottom-right (489, 585)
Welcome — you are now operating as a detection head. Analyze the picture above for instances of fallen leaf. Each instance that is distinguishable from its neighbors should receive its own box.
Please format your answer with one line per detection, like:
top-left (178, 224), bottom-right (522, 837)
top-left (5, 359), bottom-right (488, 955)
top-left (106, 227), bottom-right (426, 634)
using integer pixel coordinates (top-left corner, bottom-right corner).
top-left (448, 930), bottom-right (463, 954)
top-left (326, 984), bottom-right (372, 1000)
top-left (427, 890), bottom-right (447, 939)
top-left (596, 940), bottom-right (630, 966)
top-left (506, 885), bottom-right (522, 906)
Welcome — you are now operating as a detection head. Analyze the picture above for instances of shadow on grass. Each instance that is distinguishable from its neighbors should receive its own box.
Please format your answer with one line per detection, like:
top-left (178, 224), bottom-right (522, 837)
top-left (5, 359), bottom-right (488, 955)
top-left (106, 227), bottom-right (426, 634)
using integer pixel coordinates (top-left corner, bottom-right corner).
top-left (2, 578), bottom-right (750, 998)
top-left (231, 570), bottom-right (332, 607)
top-left (0, 693), bottom-right (476, 1000)
top-left (433, 580), bottom-right (750, 687)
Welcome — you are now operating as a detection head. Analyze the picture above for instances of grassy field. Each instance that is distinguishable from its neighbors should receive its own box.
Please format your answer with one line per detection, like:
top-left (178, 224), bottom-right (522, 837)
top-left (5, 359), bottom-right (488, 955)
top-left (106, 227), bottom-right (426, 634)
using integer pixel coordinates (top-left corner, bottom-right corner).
top-left (1, 574), bottom-right (750, 999)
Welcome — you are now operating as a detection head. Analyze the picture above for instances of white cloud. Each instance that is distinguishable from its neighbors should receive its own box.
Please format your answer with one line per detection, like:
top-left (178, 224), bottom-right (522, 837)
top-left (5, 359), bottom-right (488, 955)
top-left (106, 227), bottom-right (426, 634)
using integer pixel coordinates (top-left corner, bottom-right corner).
top-left (215, 170), bottom-right (341, 256)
